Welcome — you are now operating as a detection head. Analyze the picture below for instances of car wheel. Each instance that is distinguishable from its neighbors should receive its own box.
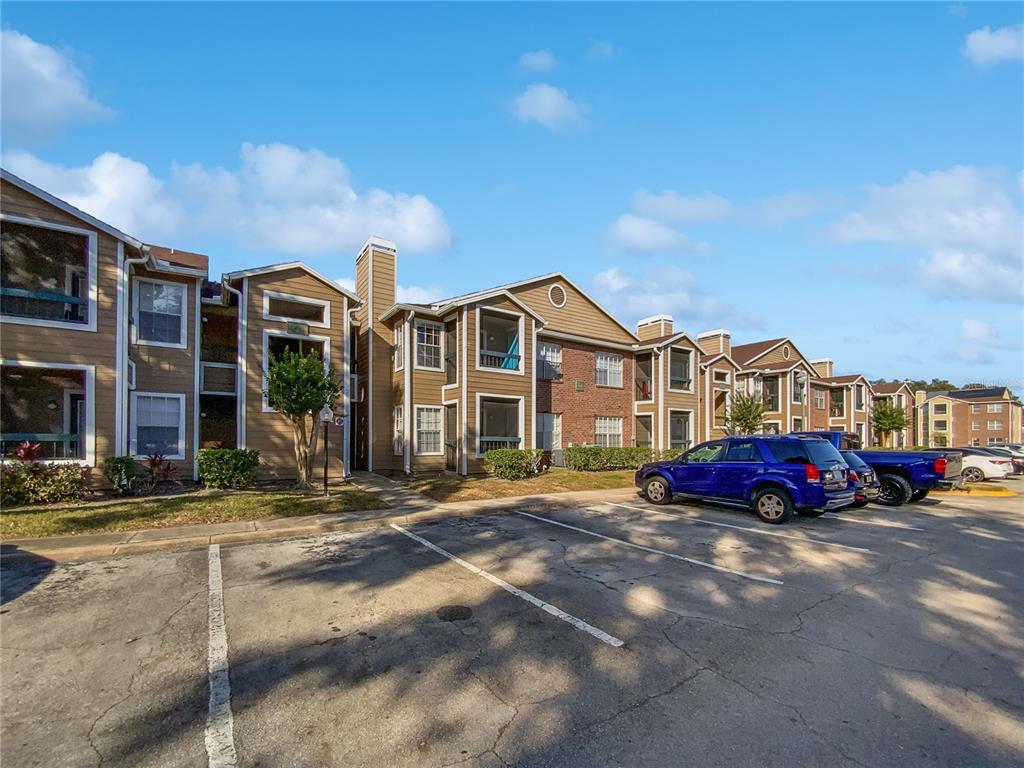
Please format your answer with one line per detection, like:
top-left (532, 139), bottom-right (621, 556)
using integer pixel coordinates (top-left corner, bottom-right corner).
top-left (962, 467), bottom-right (985, 483)
top-left (643, 476), bottom-right (672, 505)
top-left (752, 487), bottom-right (793, 524)
top-left (877, 475), bottom-right (912, 506)
top-left (909, 489), bottom-right (929, 503)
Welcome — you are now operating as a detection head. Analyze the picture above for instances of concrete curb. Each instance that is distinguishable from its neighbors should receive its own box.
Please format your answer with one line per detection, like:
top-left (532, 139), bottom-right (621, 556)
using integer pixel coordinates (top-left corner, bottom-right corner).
top-left (1, 487), bottom-right (639, 564)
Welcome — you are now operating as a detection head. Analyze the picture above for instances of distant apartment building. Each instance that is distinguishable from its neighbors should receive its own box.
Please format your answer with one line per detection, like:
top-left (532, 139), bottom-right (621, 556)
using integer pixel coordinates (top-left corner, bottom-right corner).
top-left (871, 381), bottom-right (915, 447)
top-left (915, 387), bottom-right (1022, 448)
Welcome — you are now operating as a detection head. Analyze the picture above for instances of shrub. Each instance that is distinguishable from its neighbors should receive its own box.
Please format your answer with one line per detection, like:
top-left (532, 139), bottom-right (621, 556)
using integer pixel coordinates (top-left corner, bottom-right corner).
top-left (484, 448), bottom-right (545, 480)
top-left (102, 456), bottom-right (138, 494)
top-left (198, 448), bottom-right (260, 488)
top-left (562, 446), bottom-right (684, 471)
top-left (1, 442), bottom-right (86, 505)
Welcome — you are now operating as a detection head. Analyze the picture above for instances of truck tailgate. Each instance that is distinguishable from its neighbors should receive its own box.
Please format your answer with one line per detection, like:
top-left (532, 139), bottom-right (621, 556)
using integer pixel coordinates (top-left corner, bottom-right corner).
top-left (944, 452), bottom-right (963, 479)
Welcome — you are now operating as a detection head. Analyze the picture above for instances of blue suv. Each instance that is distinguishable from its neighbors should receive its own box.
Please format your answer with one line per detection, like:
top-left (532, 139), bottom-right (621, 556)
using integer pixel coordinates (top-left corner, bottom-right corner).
top-left (635, 435), bottom-right (854, 524)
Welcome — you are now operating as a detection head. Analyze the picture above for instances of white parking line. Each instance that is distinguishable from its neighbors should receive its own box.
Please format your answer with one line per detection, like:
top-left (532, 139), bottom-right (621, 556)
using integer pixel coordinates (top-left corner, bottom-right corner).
top-left (517, 511), bottom-right (784, 585)
top-left (602, 502), bottom-right (873, 554)
top-left (206, 545), bottom-right (238, 768)
top-left (390, 523), bottom-right (624, 648)
top-left (822, 514), bottom-right (924, 532)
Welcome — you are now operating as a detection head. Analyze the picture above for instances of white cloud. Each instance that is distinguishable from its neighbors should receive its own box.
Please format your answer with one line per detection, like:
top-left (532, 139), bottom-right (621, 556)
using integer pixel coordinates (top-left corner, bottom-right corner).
top-left (632, 189), bottom-right (733, 223)
top-left (588, 40), bottom-right (616, 60)
top-left (512, 83), bottom-right (585, 131)
top-left (608, 214), bottom-right (706, 253)
top-left (335, 277), bottom-right (356, 294)
top-left (831, 166), bottom-right (1023, 302)
top-left (951, 318), bottom-right (1020, 365)
top-left (1, 29), bottom-right (114, 145)
top-left (591, 266), bottom-right (760, 329)
top-left (334, 278), bottom-right (441, 304)
top-left (963, 23), bottom-right (1024, 65)
top-left (518, 50), bottom-right (557, 72)
top-left (4, 143), bottom-right (452, 255)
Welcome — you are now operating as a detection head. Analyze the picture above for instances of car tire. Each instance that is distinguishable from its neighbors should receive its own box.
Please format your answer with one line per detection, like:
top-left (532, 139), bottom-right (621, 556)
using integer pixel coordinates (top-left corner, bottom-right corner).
top-left (643, 476), bottom-right (672, 505)
top-left (877, 474), bottom-right (912, 506)
top-left (909, 489), bottom-right (929, 503)
top-left (752, 487), bottom-right (793, 524)
top-left (961, 467), bottom-right (985, 483)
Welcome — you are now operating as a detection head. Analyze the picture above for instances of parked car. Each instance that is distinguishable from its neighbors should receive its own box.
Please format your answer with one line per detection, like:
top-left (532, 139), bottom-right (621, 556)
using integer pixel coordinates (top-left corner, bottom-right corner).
top-left (792, 432), bottom-right (961, 506)
top-left (840, 450), bottom-right (881, 508)
top-left (955, 446), bottom-right (1024, 475)
top-left (953, 448), bottom-right (1013, 482)
top-left (635, 435), bottom-right (853, 524)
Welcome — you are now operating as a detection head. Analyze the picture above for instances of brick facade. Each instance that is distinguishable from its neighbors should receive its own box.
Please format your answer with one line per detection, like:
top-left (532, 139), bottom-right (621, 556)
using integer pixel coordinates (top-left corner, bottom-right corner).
top-left (536, 339), bottom-right (635, 447)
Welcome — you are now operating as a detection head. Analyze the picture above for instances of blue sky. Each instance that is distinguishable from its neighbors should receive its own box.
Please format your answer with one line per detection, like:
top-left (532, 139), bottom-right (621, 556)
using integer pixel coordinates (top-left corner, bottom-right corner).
top-left (3, 2), bottom-right (1022, 388)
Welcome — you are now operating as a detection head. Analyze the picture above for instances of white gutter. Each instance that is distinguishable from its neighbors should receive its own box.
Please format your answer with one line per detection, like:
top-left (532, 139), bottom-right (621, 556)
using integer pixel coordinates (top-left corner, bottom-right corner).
top-left (222, 279), bottom-right (247, 449)
top-left (118, 246), bottom-right (149, 456)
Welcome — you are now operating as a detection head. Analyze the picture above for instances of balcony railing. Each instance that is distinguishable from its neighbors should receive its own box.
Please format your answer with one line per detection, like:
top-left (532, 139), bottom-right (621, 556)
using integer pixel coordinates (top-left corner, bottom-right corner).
top-left (762, 396), bottom-right (779, 412)
top-left (480, 436), bottom-right (522, 453)
top-left (1, 433), bottom-right (82, 459)
top-left (480, 349), bottom-right (521, 370)
top-left (830, 405), bottom-right (845, 417)
top-left (1, 287), bottom-right (86, 323)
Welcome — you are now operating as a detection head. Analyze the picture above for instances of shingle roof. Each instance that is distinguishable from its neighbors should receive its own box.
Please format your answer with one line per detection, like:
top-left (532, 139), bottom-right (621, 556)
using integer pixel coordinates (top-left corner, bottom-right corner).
top-left (147, 244), bottom-right (209, 271)
top-left (821, 374), bottom-right (863, 385)
top-left (731, 338), bottom-right (787, 365)
top-left (871, 382), bottom-right (908, 395)
top-left (947, 387), bottom-right (1008, 400)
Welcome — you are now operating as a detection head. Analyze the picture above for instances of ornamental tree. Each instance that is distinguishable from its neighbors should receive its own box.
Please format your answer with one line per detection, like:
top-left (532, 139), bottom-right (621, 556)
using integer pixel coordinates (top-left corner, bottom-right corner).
top-left (873, 399), bottom-right (909, 448)
top-left (723, 393), bottom-right (766, 436)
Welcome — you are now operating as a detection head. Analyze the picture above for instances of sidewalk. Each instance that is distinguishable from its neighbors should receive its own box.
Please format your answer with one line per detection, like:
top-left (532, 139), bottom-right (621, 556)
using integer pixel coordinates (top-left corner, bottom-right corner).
top-left (0, 486), bottom-right (640, 564)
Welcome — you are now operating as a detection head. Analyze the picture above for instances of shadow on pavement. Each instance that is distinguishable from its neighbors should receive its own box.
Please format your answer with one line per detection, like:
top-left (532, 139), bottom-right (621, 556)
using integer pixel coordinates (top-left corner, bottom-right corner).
top-left (0, 546), bottom-right (55, 606)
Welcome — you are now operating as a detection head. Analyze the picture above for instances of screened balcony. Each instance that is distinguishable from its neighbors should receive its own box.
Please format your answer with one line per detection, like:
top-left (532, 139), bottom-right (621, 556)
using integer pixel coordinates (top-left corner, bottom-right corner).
top-left (1, 366), bottom-right (87, 459)
top-left (830, 389), bottom-right (845, 417)
top-left (478, 397), bottom-right (521, 453)
top-left (478, 310), bottom-right (521, 371)
top-left (636, 353), bottom-right (653, 401)
top-left (1, 221), bottom-right (90, 325)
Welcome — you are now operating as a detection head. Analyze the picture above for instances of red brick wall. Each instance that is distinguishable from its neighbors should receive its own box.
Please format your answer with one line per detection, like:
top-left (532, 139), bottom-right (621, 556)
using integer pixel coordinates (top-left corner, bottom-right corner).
top-left (536, 339), bottom-right (634, 446)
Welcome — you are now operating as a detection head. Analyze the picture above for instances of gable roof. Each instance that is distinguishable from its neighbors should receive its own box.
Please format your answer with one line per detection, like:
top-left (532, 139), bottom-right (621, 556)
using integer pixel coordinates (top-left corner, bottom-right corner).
top-left (700, 352), bottom-right (743, 370)
top-left (635, 330), bottom-right (701, 350)
top-left (821, 374), bottom-right (871, 388)
top-left (731, 338), bottom-right (788, 366)
top-left (947, 387), bottom-right (1010, 400)
top-left (380, 288), bottom-right (546, 324)
top-left (872, 381), bottom-right (913, 396)
top-left (223, 262), bottom-right (360, 302)
top-left (147, 244), bottom-right (209, 272)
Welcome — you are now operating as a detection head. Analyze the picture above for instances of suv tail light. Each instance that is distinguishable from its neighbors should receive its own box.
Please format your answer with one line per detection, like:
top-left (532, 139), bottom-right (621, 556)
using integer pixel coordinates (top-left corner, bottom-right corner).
top-left (804, 464), bottom-right (820, 483)
top-left (849, 470), bottom-right (859, 482)
top-left (934, 457), bottom-right (947, 475)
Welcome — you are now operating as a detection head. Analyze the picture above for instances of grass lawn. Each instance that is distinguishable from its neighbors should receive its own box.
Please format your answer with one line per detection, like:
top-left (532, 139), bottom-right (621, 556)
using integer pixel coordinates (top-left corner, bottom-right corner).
top-left (407, 468), bottom-right (636, 503)
top-left (0, 486), bottom-right (388, 540)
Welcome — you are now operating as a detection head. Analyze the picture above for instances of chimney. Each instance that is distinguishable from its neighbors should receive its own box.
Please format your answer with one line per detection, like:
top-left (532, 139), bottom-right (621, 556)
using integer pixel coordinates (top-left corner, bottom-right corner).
top-left (811, 358), bottom-right (833, 378)
top-left (636, 314), bottom-right (674, 341)
top-left (697, 328), bottom-right (731, 356)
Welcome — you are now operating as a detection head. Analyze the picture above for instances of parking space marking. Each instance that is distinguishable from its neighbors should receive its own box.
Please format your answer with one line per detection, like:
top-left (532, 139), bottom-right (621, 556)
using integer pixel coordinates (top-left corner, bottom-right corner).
top-left (390, 523), bottom-right (624, 648)
top-left (821, 514), bottom-right (924, 531)
top-left (602, 502), bottom-right (874, 554)
top-left (517, 511), bottom-right (784, 585)
top-left (205, 545), bottom-right (238, 768)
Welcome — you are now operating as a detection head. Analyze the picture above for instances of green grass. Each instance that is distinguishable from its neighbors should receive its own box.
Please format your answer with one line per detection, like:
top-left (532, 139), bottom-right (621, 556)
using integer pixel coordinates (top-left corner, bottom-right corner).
top-left (0, 487), bottom-right (388, 540)
top-left (407, 468), bottom-right (635, 503)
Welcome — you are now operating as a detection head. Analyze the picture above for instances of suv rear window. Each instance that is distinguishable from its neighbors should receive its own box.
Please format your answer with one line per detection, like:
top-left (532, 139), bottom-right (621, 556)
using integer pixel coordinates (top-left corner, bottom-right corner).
top-left (806, 440), bottom-right (846, 465)
top-left (762, 441), bottom-right (809, 464)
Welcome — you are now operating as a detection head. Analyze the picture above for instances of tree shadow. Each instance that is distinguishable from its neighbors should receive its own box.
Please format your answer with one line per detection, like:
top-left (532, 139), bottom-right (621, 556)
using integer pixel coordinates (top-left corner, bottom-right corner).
top-left (0, 546), bottom-right (54, 606)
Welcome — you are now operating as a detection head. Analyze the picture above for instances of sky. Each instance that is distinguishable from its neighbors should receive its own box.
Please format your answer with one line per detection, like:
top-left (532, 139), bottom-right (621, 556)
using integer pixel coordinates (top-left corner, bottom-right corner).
top-left (2, 2), bottom-right (1022, 389)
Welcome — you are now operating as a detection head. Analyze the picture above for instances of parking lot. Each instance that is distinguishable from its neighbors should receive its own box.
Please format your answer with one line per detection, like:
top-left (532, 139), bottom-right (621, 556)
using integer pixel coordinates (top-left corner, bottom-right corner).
top-left (2, 491), bottom-right (1023, 768)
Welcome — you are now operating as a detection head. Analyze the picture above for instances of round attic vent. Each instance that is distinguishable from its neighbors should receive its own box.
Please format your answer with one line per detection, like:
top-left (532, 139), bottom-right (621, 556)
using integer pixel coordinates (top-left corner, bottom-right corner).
top-left (548, 283), bottom-right (567, 308)
top-left (783, 345), bottom-right (791, 359)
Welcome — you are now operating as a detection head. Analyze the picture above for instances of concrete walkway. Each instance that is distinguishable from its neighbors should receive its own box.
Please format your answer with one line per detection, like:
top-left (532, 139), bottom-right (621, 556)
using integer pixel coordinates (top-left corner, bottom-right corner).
top-left (0, 485), bottom-right (640, 564)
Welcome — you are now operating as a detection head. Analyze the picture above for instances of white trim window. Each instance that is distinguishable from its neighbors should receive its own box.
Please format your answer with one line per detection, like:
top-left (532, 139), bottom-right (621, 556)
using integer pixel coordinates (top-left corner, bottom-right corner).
top-left (668, 348), bottom-right (693, 392)
top-left (415, 320), bottom-right (443, 370)
top-left (200, 362), bottom-right (236, 395)
top-left (971, 421), bottom-right (980, 431)
top-left (713, 369), bottom-right (730, 385)
top-left (537, 342), bottom-right (562, 381)
top-left (415, 405), bottom-right (443, 455)
top-left (394, 324), bottom-right (405, 371)
top-left (262, 290), bottom-right (330, 328)
top-left (131, 392), bottom-right (186, 459)
top-left (792, 371), bottom-right (806, 404)
top-left (134, 277), bottom-right (187, 348)
top-left (987, 403), bottom-right (1004, 413)
top-left (393, 405), bottom-right (404, 455)
top-left (595, 352), bottom-right (623, 388)
top-left (668, 410), bottom-right (691, 450)
top-left (971, 404), bottom-right (981, 413)
top-left (987, 420), bottom-right (1003, 430)
top-left (814, 387), bottom-right (826, 410)
top-left (792, 416), bottom-right (804, 431)
top-left (595, 416), bottom-right (623, 447)
top-left (536, 412), bottom-right (562, 451)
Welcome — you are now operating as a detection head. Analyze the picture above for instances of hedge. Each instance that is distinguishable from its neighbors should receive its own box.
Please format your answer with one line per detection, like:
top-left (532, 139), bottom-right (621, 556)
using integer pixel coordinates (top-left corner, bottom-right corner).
top-left (197, 448), bottom-right (260, 488)
top-left (1, 463), bottom-right (87, 505)
top-left (484, 448), bottom-right (546, 480)
top-left (562, 446), bottom-right (684, 471)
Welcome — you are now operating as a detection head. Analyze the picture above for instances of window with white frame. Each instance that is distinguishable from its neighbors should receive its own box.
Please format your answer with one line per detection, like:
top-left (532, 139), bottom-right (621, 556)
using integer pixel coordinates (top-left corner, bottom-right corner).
top-left (669, 411), bottom-right (691, 450)
top-left (415, 406), bottom-right (443, 454)
top-left (934, 420), bottom-right (947, 431)
top-left (792, 371), bottom-right (806, 404)
top-left (393, 405), bottom-right (404, 455)
top-left (669, 348), bottom-right (692, 391)
top-left (595, 352), bottom-right (623, 388)
top-left (415, 321), bottom-right (442, 369)
top-left (988, 420), bottom-right (1003, 430)
top-left (972, 421), bottom-right (980, 430)
top-left (713, 369), bottom-right (730, 384)
top-left (814, 388), bottom-right (826, 409)
top-left (135, 278), bottom-right (186, 346)
top-left (933, 403), bottom-right (948, 414)
top-left (263, 291), bottom-right (328, 326)
top-left (132, 393), bottom-right (184, 459)
top-left (394, 324), bottom-right (405, 371)
top-left (536, 413), bottom-right (562, 451)
top-left (969, 438), bottom-right (980, 447)
top-left (537, 342), bottom-right (562, 380)
top-left (988, 437), bottom-right (1005, 446)
top-left (855, 384), bottom-right (865, 410)
top-left (971, 404), bottom-right (981, 413)
top-left (792, 416), bottom-right (804, 431)
top-left (987, 403), bottom-right (1004, 413)
top-left (595, 416), bottom-right (623, 447)
top-left (1, 364), bottom-right (91, 460)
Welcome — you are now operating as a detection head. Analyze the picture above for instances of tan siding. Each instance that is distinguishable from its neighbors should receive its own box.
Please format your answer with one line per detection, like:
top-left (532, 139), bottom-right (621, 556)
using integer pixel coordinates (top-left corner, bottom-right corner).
top-left (510, 276), bottom-right (635, 345)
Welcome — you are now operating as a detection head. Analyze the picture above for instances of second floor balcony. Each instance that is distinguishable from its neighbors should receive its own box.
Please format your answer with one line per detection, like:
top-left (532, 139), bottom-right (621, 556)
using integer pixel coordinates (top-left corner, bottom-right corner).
top-left (479, 310), bottom-right (522, 372)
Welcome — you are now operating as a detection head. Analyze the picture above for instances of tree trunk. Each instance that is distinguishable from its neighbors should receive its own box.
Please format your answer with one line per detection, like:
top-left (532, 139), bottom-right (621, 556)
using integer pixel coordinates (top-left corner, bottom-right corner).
top-left (293, 415), bottom-right (311, 489)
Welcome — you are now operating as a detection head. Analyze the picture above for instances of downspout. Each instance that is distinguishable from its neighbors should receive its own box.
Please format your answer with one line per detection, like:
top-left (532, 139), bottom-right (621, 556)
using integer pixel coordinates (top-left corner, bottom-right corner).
top-left (222, 279), bottom-right (245, 449)
top-left (120, 246), bottom-right (150, 456)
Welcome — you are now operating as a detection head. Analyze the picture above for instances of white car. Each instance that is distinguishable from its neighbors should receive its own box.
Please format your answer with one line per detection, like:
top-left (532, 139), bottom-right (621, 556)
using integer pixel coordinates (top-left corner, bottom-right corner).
top-left (960, 453), bottom-right (1013, 483)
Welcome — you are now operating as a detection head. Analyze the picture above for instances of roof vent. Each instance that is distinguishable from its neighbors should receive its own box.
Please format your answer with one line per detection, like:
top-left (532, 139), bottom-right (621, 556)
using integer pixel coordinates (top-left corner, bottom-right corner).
top-left (548, 283), bottom-right (567, 308)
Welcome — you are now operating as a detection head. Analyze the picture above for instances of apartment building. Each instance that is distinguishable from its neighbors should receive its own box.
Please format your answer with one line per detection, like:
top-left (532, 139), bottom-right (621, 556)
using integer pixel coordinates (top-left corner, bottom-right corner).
top-left (915, 387), bottom-right (1022, 448)
top-left (872, 381), bottom-right (915, 447)
top-left (731, 338), bottom-right (819, 434)
top-left (809, 358), bottom-right (874, 446)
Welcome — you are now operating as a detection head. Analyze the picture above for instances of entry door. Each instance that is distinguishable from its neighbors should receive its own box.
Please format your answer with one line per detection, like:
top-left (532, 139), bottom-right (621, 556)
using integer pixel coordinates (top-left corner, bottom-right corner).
top-left (444, 404), bottom-right (458, 472)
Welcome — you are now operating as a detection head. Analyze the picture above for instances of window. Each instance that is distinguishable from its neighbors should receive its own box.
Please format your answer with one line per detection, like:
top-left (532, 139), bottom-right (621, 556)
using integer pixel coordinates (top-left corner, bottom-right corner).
top-left (537, 342), bottom-right (563, 381)
top-left (1, 219), bottom-right (95, 329)
top-left (264, 333), bottom-right (328, 410)
top-left (415, 406), bottom-right (442, 455)
top-left (897, 394), bottom-right (905, 408)
top-left (855, 384), bottom-right (865, 410)
top-left (969, 438), bottom-right (980, 447)
top-left (478, 309), bottom-right (521, 371)
top-left (933, 420), bottom-right (947, 431)
top-left (444, 320), bottom-right (458, 385)
top-left (971, 404), bottom-right (981, 413)
top-left (971, 421), bottom-right (980, 430)
top-left (416, 320), bottom-right (443, 369)
top-left (724, 441), bottom-right (761, 462)
top-left (829, 389), bottom-right (845, 417)
top-left (933, 403), bottom-right (947, 414)
top-left (792, 372), bottom-right (806, 404)
top-left (536, 413), bottom-right (562, 451)
top-left (669, 348), bottom-right (692, 391)
top-left (200, 363), bottom-right (236, 395)
top-left (761, 441), bottom-right (809, 464)
top-left (814, 388), bottom-right (826, 410)
top-left (686, 442), bottom-right (725, 463)
top-left (595, 416), bottom-right (623, 447)
top-left (669, 411), bottom-right (691, 450)
top-left (635, 415), bottom-right (653, 448)
top-left (635, 353), bottom-right (653, 400)
top-left (792, 417), bottom-right (804, 431)
top-left (393, 405), bottom-right (404, 455)
top-left (988, 437), bottom-right (1005, 446)
top-left (263, 291), bottom-right (328, 327)
top-left (394, 325), bottom-right (404, 371)
top-left (1, 364), bottom-right (92, 461)
top-left (134, 278), bottom-right (186, 347)
top-left (478, 396), bottom-right (521, 454)
top-left (596, 352), bottom-right (623, 388)
top-left (713, 369), bottom-right (730, 385)
top-left (762, 422), bottom-right (782, 435)
top-left (988, 420), bottom-right (1003, 430)
top-left (132, 393), bottom-right (185, 459)
top-left (762, 377), bottom-right (780, 411)
top-left (987, 403), bottom-right (1004, 413)
top-left (714, 390), bottom-right (728, 426)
